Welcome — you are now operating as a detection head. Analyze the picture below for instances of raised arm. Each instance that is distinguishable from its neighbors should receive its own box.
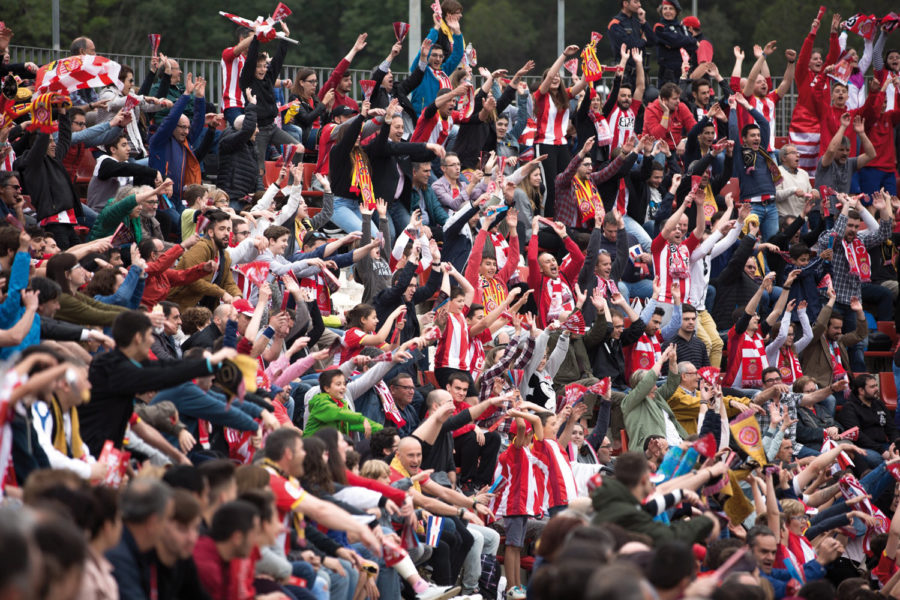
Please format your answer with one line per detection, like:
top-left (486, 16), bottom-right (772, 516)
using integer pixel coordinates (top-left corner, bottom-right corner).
top-left (539, 46), bottom-right (580, 95)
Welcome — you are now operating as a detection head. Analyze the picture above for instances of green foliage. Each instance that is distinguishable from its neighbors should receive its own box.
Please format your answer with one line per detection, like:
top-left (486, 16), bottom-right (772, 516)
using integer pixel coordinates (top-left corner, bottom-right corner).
top-left (6, 0), bottom-right (900, 77)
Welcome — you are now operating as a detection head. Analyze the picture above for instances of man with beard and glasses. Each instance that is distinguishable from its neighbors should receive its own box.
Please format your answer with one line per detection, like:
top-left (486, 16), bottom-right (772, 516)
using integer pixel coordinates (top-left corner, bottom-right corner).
top-left (168, 210), bottom-right (243, 312)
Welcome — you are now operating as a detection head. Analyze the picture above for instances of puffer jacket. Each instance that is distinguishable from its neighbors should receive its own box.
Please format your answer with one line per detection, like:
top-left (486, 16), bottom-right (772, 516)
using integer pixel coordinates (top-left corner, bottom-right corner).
top-left (217, 103), bottom-right (262, 203)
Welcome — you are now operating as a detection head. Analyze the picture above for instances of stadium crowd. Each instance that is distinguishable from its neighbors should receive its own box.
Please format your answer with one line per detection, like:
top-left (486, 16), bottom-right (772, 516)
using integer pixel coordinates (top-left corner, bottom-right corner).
top-left (1, 1), bottom-right (900, 599)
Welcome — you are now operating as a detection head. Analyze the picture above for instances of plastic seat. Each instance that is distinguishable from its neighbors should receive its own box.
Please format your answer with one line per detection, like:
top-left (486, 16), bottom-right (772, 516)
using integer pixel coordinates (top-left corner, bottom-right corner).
top-left (879, 372), bottom-right (897, 411)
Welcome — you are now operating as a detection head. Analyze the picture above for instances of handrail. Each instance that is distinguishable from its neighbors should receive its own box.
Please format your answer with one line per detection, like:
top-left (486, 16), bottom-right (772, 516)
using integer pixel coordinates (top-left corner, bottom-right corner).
top-left (8, 45), bottom-right (796, 137)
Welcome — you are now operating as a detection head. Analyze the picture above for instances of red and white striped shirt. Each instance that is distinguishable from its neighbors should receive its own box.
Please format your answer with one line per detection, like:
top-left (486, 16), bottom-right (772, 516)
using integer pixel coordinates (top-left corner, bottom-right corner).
top-left (651, 233), bottom-right (698, 304)
top-left (489, 444), bottom-right (544, 518)
top-left (220, 46), bottom-right (246, 110)
top-left (39, 209), bottom-right (78, 227)
top-left (750, 92), bottom-right (780, 152)
top-left (606, 99), bottom-right (641, 152)
top-left (629, 332), bottom-right (663, 379)
top-left (0, 148), bottom-right (14, 171)
top-left (533, 88), bottom-right (573, 146)
top-left (435, 312), bottom-right (470, 370)
top-left (465, 328), bottom-right (491, 380)
top-left (531, 438), bottom-right (577, 510)
top-left (411, 105), bottom-right (453, 146)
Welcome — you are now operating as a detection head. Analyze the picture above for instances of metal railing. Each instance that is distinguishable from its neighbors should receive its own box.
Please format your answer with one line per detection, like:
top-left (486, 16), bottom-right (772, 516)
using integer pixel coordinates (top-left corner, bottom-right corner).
top-left (9, 45), bottom-right (797, 137)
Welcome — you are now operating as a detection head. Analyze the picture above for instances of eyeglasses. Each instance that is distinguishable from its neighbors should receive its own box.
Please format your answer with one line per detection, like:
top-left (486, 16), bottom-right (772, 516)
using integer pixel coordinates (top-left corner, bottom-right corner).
top-left (599, 443), bottom-right (612, 449)
top-left (72, 120), bottom-right (87, 127)
top-left (683, 371), bottom-right (698, 376)
top-left (175, 124), bottom-right (191, 130)
top-left (392, 384), bottom-right (415, 391)
top-left (2, 184), bottom-right (21, 190)
top-left (763, 378), bottom-right (782, 385)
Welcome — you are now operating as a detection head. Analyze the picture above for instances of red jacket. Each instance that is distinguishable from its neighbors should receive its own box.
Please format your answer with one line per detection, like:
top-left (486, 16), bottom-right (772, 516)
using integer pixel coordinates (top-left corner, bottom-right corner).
top-left (140, 244), bottom-right (210, 309)
top-left (643, 98), bottom-right (697, 149)
top-left (193, 536), bottom-right (258, 600)
top-left (861, 92), bottom-right (900, 172)
top-left (319, 58), bottom-right (360, 113)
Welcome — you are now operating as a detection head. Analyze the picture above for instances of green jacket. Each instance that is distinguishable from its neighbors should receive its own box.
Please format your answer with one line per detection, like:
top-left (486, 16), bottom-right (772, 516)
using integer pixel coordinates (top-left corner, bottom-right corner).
top-left (89, 194), bottom-right (141, 242)
top-left (56, 291), bottom-right (127, 327)
top-left (591, 477), bottom-right (714, 545)
top-left (621, 368), bottom-right (687, 452)
top-left (303, 392), bottom-right (383, 438)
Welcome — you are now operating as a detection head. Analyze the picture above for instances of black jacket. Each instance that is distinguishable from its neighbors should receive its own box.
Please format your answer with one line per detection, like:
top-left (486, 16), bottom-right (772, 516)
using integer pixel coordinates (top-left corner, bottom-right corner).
top-left (240, 38), bottom-right (289, 126)
top-left (838, 396), bottom-right (897, 451)
top-left (217, 103), bottom-right (262, 201)
top-left (364, 118), bottom-right (435, 212)
top-left (652, 19), bottom-right (697, 82)
top-left (591, 315), bottom-right (646, 389)
top-left (181, 323), bottom-right (222, 352)
top-left (711, 233), bottom-right (758, 331)
top-left (79, 349), bottom-right (212, 455)
top-left (370, 63), bottom-right (426, 124)
top-left (453, 86), bottom-right (516, 170)
top-left (329, 115), bottom-right (365, 200)
top-left (15, 113), bottom-right (83, 222)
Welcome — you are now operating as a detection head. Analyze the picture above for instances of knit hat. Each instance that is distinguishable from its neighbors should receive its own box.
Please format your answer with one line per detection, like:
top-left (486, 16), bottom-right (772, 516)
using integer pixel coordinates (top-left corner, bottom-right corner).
top-left (682, 15), bottom-right (701, 29)
top-left (661, 0), bottom-right (682, 11)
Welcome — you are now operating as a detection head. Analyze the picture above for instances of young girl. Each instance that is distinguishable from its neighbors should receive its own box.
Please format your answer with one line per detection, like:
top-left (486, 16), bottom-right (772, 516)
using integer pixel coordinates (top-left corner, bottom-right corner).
top-left (340, 303), bottom-right (407, 364)
top-left (180, 184), bottom-right (210, 241)
top-left (765, 300), bottom-right (813, 385)
top-left (533, 46), bottom-right (589, 217)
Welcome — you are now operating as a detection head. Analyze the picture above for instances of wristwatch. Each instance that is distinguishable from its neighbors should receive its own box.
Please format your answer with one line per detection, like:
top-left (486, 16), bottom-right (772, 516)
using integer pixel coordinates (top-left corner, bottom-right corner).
top-left (457, 507), bottom-right (466, 519)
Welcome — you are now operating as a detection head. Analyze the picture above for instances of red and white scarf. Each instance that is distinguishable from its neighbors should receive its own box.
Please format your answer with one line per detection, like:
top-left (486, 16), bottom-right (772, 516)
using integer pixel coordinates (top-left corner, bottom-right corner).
top-left (544, 278), bottom-right (574, 322)
top-left (374, 380), bottom-right (405, 428)
top-left (632, 332), bottom-right (662, 371)
top-left (777, 347), bottom-right (803, 385)
top-left (595, 277), bottom-right (617, 299)
top-left (667, 242), bottom-right (689, 279)
top-left (829, 341), bottom-right (848, 383)
top-left (842, 237), bottom-right (872, 282)
top-left (738, 332), bottom-right (767, 387)
top-left (489, 232), bottom-right (509, 269)
top-left (433, 69), bottom-right (451, 90)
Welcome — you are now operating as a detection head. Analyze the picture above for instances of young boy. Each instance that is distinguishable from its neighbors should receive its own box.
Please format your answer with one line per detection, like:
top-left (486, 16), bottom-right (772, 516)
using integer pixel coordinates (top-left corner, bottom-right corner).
top-left (489, 408), bottom-right (544, 600)
top-left (784, 242), bottom-right (832, 322)
top-left (527, 402), bottom-right (580, 517)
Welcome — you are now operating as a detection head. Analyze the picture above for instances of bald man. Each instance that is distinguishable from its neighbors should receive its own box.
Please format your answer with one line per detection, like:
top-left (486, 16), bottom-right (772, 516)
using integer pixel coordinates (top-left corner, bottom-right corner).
top-left (391, 435), bottom-right (501, 595)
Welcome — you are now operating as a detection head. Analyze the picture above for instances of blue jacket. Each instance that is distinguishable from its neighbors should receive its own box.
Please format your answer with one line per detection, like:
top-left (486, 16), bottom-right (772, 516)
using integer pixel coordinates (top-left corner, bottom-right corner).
top-left (151, 381), bottom-right (261, 440)
top-left (93, 265), bottom-right (146, 309)
top-left (148, 94), bottom-right (206, 207)
top-left (760, 559), bottom-right (825, 599)
top-left (409, 28), bottom-right (464, 115)
top-left (729, 106), bottom-right (777, 200)
top-left (106, 526), bottom-right (156, 600)
top-left (0, 252), bottom-right (36, 360)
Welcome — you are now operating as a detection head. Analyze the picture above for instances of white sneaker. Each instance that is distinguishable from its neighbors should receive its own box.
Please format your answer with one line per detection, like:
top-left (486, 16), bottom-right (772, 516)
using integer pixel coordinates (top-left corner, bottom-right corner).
top-left (506, 586), bottom-right (526, 600)
top-left (456, 593), bottom-right (483, 600)
top-left (417, 585), bottom-right (461, 600)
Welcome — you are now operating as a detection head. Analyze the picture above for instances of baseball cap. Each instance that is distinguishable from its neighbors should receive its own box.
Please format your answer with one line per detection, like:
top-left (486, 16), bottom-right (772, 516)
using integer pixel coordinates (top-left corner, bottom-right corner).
top-left (331, 105), bottom-right (358, 119)
top-left (233, 298), bottom-right (254, 317)
top-left (682, 16), bottom-right (701, 29)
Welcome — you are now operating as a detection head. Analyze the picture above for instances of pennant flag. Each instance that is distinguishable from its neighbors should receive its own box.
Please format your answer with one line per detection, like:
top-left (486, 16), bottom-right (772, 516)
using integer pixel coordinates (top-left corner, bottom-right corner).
top-left (698, 366), bottom-right (721, 386)
top-left (456, 81), bottom-right (476, 120)
top-left (425, 515), bottom-right (444, 547)
top-left (123, 93), bottom-right (140, 112)
top-left (282, 143), bottom-right (299, 166)
top-left (840, 426), bottom-right (859, 441)
top-left (431, 1), bottom-right (442, 17)
top-left (680, 48), bottom-right (691, 63)
top-left (320, 265), bottom-right (341, 293)
top-left (821, 437), bottom-right (855, 470)
top-left (148, 34), bottom-right (161, 56)
top-left (359, 79), bottom-right (376, 102)
top-left (729, 410), bottom-right (767, 466)
top-left (591, 31), bottom-right (603, 44)
top-left (581, 44), bottom-right (603, 82)
top-left (35, 55), bottom-right (123, 95)
top-left (842, 13), bottom-right (879, 39)
top-left (464, 43), bottom-right (477, 67)
top-left (271, 2), bottom-right (292, 22)
top-left (827, 57), bottom-right (855, 86)
top-left (587, 472), bottom-right (603, 492)
top-left (563, 383), bottom-right (588, 409)
top-left (382, 539), bottom-right (408, 567)
top-left (693, 433), bottom-right (718, 459)
top-left (587, 377), bottom-right (611, 398)
top-left (672, 446), bottom-right (700, 478)
top-left (653, 446), bottom-right (685, 483)
top-left (393, 22), bottom-right (411, 42)
top-left (237, 261), bottom-right (271, 288)
top-left (98, 440), bottom-right (131, 487)
top-left (564, 59), bottom-right (579, 76)
top-left (110, 222), bottom-right (135, 247)
top-left (562, 311), bottom-right (586, 336)
top-left (400, 519), bottom-right (419, 550)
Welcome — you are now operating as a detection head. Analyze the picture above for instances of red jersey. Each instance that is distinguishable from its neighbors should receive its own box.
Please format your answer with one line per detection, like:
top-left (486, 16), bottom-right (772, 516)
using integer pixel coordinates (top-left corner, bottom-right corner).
top-left (435, 312), bottom-right (470, 370)
top-left (340, 327), bottom-right (367, 364)
top-left (489, 443), bottom-right (545, 518)
top-left (411, 104), bottom-right (453, 146)
top-left (533, 88), bottom-right (573, 145)
top-left (265, 464), bottom-right (308, 553)
top-left (606, 99), bottom-right (642, 152)
top-left (860, 91), bottom-right (900, 171)
top-left (220, 47), bottom-right (246, 110)
top-left (531, 438), bottom-right (577, 510)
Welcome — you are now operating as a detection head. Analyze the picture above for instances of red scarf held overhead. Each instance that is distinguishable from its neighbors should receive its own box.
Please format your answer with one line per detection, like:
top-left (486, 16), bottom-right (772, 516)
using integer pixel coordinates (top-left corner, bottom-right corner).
top-left (842, 237), bottom-right (872, 282)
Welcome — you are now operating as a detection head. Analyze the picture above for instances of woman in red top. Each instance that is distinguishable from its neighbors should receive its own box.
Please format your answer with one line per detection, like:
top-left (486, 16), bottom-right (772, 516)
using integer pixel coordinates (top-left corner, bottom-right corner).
top-left (339, 303), bottom-right (406, 363)
top-left (533, 45), bottom-right (589, 219)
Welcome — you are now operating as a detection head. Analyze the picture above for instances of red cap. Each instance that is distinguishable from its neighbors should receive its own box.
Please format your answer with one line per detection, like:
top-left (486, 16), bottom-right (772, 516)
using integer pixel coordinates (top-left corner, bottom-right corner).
top-left (509, 419), bottom-right (533, 436)
top-left (682, 16), bottom-right (701, 29)
top-left (233, 299), bottom-right (255, 317)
